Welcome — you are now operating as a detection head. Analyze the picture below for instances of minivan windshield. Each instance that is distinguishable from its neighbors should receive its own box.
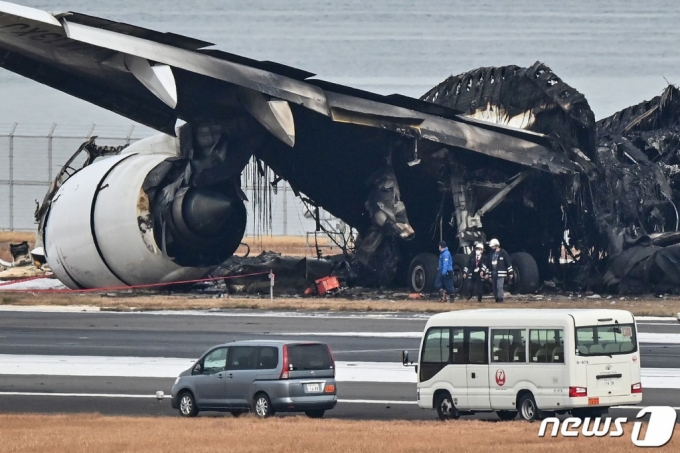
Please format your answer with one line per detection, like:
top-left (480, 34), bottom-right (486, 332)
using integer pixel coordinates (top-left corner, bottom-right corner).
top-left (575, 323), bottom-right (637, 356)
top-left (288, 344), bottom-right (333, 371)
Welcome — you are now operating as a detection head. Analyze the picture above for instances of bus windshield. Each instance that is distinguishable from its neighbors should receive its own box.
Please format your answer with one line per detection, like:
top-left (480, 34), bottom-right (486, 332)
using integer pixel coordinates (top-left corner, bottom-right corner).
top-left (575, 323), bottom-right (637, 356)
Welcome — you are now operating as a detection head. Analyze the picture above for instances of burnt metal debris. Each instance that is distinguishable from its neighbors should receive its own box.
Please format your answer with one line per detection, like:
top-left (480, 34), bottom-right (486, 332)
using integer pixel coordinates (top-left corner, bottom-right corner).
top-left (423, 64), bottom-right (680, 294)
top-left (2, 3), bottom-right (680, 295)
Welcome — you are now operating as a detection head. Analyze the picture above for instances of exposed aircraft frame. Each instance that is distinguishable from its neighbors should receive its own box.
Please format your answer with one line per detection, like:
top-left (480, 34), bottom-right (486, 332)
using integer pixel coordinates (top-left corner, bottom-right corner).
top-left (3, 2), bottom-right (678, 295)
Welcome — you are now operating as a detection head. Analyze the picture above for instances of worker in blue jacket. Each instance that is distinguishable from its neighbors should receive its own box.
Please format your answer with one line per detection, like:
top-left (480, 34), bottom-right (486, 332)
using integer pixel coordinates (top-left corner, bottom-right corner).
top-left (435, 240), bottom-right (455, 302)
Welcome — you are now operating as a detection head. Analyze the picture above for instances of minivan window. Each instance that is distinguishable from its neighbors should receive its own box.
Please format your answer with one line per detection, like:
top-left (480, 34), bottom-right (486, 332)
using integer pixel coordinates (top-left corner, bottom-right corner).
top-left (288, 344), bottom-right (333, 371)
top-left (576, 324), bottom-right (637, 356)
top-left (257, 346), bottom-right (279, 370)
top-left (228, 346), bottom-right (258, 370)
top-left (203, 347), bottom-right (227, 374)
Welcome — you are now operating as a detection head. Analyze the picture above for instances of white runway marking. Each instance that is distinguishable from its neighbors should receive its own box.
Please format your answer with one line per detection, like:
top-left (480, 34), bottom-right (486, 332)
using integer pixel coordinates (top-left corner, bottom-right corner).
top-left (0, 392), bottom-right (158, 398)
top-left (0, 355), bottom-right (679, 388)
top-left (639, 333), bottom-right (680, 344)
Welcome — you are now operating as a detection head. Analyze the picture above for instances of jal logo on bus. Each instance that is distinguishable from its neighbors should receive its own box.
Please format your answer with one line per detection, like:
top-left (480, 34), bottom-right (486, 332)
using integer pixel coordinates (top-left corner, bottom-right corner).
top-left (538, 406), bottom-right (677, 447)
top-left (495, 369), bottom-right (506, 386)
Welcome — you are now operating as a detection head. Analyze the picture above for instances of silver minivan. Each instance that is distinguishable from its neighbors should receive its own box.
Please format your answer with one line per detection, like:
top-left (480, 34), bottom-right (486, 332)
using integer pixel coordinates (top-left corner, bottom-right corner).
top-left (171, 340), bottom-right (337, 418)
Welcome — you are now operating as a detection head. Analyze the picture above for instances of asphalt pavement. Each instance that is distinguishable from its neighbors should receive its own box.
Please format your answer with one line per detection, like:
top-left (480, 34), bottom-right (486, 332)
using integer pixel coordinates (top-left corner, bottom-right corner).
top-left (0, 309), bottom-right (678, 421)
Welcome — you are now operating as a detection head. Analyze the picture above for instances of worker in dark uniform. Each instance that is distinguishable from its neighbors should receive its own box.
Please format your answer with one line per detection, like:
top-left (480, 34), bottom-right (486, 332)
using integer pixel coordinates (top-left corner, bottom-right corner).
top-left (488, 238), bottom-right (513, 303)
top-left (463, 242), bottom-right (486, 302)
top-left (435, 240), bottom-right (455, 302)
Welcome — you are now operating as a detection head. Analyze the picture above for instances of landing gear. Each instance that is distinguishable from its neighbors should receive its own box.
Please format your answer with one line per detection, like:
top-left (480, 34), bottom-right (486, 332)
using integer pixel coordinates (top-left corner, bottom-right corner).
top-left (408, 253), bottom-right (439, 293)
top-left (508, 252), bottom-right (540, 294)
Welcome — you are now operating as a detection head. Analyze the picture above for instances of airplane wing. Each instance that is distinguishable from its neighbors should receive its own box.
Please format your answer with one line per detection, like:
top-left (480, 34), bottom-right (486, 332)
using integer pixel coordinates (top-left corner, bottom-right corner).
top-left (0, 1), bottom-right (577, 175)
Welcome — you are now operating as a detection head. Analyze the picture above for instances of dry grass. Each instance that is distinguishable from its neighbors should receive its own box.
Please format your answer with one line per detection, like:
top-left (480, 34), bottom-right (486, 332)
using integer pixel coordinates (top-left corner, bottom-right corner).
top-left (0, 414), bottom-right (675, 453)
top-left (2, 291), bottom-right (680, 317)
top-left (237, 235), bottom-right (341, 257)
top-left (0, 230), bottom-right (36, 262)
top-left (0, 231), bottom-right (36, 243)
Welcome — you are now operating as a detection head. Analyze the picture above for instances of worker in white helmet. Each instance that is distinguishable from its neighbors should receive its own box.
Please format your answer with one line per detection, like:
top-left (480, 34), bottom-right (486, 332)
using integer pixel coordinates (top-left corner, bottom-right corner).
top-left (463, 242), bottom-right (486, 302)
top-left (488, 238), bottom-right (513, 303)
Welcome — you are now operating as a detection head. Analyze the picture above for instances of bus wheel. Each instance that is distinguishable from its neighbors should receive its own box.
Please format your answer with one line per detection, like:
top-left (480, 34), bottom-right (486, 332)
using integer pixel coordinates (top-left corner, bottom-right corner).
top-left (435, 393), bottom-right (459, 421)
top-left (518, 394), bottom-right (539, 421)
top-left (497, 410), bottom-right (518, 421)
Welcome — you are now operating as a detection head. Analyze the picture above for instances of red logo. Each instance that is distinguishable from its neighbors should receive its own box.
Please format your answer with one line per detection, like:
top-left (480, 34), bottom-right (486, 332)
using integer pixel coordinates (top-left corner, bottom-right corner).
top-left (633, 356), bottom-right (638, 363)
top-left (495, 369), bottom-right (506, 386)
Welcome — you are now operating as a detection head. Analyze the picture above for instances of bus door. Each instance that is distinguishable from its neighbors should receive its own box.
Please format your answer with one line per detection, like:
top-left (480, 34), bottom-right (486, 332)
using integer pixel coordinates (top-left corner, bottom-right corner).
top-left (420, 327), bottom-right (468, 409)
top-left (465, 328), bottom-right (490, 410)
top-left (448, 328), bottom-right (468, 409)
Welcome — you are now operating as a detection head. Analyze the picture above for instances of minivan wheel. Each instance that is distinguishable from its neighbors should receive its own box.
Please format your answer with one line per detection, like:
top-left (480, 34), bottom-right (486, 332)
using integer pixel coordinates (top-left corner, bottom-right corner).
top-left (178, 391), bottom-right (198, 418)
top-left (518, 394), bottom-right (539, 421)
top-left (497, 410), bottom-right (518, 421)
top-left (435, 393), bottom-right (459, 421)
top-left (253, 393), bottom-right (274, 418)
top-left (305, 410), bottom-right (325, 419)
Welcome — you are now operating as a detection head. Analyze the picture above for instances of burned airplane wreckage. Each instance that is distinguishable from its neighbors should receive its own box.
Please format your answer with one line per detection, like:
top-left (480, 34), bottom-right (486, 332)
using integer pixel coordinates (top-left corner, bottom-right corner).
top-left (2, 3), bottom-right (680, 295)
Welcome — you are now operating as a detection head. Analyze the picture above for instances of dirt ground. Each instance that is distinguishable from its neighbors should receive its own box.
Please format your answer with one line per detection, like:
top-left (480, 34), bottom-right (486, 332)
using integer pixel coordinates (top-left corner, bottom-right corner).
top-left (2, 231), bottom-right (680, 317)
top-left (0, 231), bottom-right (35, 263)
top-left (0, 414), bottom-right (675, 453)
top-left (236, 235), bottom-right (340, 257)
top-left (2, 289), bottom-right (680, 317)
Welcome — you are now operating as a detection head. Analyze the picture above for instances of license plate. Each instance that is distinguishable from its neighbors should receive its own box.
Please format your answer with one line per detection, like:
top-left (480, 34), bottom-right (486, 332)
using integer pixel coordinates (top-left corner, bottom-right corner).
top-left (602, 379), bottom-right (615, 387)
top-left (305, 383), bottom-right (320, 393)
top-left (588, 397), bottom-right (600, 406)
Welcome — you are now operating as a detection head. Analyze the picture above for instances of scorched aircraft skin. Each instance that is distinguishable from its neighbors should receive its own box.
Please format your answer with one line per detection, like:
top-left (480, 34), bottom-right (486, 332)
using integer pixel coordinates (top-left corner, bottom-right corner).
top-left (0, 2), bottom-right (677, 294)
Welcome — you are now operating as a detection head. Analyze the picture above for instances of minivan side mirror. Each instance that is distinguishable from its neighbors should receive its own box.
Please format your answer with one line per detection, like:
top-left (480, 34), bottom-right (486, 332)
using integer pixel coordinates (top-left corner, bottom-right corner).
top-left (192, 363), bottom-right (202, 375)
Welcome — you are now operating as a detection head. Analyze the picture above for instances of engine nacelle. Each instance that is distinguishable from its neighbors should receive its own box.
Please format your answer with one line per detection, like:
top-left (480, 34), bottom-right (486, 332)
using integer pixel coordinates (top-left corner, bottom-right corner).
top-left (43, 133), bottom-right (246, 289)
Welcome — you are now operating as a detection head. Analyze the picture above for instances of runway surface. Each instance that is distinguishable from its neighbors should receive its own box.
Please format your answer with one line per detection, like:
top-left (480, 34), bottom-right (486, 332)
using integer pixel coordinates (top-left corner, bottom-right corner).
top-left (1, 309), bottom-right (679, 421)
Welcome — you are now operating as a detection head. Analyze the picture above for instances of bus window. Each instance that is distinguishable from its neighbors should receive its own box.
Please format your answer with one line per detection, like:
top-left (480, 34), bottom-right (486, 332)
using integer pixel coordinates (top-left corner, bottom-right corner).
top-left (420, 328), bottom-right (450, 381)
top-left (467, 328), bottom-right (488, 365)
top-left (452, 328), bottom-right (465, 363)
top-left (529, 329), bottom-right (564, 363)
top-left (575, 324), bottom-right (637, 356)
top-left (491, 329), bottom-right (526, 363)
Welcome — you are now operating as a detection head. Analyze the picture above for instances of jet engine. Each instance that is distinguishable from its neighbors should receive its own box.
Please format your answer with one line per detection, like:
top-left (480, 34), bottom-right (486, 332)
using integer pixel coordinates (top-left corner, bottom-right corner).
top-left (41, 133), bottom-right (247, 289)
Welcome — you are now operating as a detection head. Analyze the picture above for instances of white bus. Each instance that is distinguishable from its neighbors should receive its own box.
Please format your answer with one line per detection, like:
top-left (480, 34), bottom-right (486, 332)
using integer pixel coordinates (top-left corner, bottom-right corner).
top-left (405, 309), bottom-right (642, 421)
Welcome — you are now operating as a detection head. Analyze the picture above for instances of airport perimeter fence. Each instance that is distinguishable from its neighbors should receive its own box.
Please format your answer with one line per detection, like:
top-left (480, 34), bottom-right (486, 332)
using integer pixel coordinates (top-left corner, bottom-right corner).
top-left (0, 123), bottom-right (342, 240)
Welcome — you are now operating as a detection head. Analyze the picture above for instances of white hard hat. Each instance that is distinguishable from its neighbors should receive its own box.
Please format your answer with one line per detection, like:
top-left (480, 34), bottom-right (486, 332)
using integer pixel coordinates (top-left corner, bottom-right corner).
top-left (489, 239), bottom-right (500, 248)
top-left (475, 243), bottom-right (484, 250)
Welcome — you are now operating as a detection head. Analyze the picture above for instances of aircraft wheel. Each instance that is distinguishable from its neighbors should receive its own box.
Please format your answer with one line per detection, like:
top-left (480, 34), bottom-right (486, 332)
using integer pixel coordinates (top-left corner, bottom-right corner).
top-left (509, 252), bottom-right (540, 294)
top-left (408, 253), bottom-right (439, 293)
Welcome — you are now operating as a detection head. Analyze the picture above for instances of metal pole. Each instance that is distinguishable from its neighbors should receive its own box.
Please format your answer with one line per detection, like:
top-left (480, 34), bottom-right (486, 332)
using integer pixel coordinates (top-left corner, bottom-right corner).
top-left (47, 123), bottom-right (57, 182)
top-left (126, 124), bottom-right (135, 145)
top-left (8, 122), bottom-right (17, 230)
top-left (282, 183), bottom-right (288, 236)
top-left (269, 270), bottom-right (275, 302)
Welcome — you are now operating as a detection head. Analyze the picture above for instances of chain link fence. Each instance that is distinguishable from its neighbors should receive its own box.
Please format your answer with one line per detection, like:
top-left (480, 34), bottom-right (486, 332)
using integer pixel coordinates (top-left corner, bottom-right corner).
top-left (0, 123), bottom-right (342, 238)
